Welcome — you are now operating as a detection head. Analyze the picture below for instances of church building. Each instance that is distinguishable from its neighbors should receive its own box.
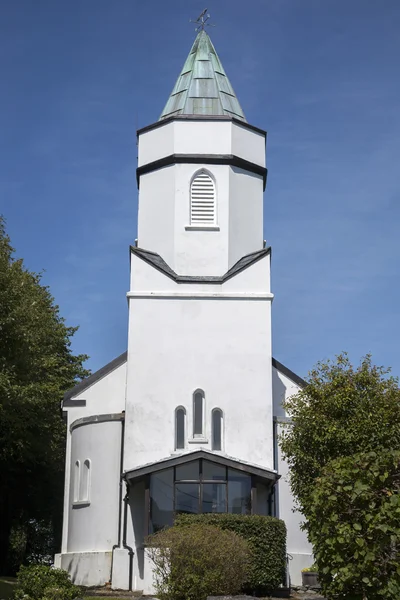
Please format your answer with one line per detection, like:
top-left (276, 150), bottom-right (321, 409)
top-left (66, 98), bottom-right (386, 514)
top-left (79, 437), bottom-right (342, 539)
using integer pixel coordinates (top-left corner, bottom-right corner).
top-left (55, 28), bottom-right (313, 591)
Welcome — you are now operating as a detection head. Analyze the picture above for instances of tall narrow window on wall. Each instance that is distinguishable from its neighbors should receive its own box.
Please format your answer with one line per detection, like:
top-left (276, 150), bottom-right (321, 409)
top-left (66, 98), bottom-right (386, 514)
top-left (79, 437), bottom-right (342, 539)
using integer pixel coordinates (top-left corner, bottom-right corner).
top-left (212, 409), bottom-right (223, 451)
top-left (73, 460), bottom-right (80, 503)
top-left (193, 390), bottom-right (204, 437)
top-left (175, 407), bottom-right (186, 450)
top-left (190, 171), bottom-right (216, 225)
top-left (80, 459), bottom-right (91, 503)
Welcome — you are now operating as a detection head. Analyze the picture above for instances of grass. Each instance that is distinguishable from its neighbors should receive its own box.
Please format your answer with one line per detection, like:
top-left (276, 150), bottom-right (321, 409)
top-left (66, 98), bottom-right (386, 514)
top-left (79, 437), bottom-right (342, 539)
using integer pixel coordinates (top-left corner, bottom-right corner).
top-left (0, 577), bottom-right (17, 600)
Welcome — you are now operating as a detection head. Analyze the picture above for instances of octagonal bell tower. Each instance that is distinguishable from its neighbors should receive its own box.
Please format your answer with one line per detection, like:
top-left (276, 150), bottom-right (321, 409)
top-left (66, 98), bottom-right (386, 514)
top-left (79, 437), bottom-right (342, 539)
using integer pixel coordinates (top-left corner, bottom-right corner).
top-left (136, 30), bottom-right (267, 276)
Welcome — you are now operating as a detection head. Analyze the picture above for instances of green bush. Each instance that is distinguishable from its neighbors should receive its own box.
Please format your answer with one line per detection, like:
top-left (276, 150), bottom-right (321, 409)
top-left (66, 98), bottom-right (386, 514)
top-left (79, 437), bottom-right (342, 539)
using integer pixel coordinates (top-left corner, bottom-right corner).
top-left (308, 450), bottom-right (400, 600)
top-left (146, 523), bottom-right (250, 600)
top-left (14, 565), bottom-right (81, 600)
top-left (175, 513), bottom-right (286, 594)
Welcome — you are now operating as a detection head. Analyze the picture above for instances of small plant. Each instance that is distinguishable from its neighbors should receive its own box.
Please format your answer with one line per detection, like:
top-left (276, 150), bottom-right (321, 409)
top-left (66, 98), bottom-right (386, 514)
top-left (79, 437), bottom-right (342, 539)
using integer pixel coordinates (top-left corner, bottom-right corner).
top-left (146, 523), bottom-right (250, 600)
top-left (302, 564), bottom-right (318, 573)
top-left (14, 565), bottom-right (81, 600)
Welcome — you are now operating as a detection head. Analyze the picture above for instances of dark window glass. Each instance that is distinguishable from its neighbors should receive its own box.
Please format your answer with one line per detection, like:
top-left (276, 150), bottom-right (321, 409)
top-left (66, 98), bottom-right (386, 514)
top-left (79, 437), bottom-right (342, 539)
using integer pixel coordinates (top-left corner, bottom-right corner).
top-left (202, 483), bottom-right (226, 513)
top-left (150, 468), bottom-right (174, 533)
top-left (175, 483), bottom-right (200, 514)
top-left (193, 391), bottom-right (203, 436)
top-left (227, 469), bottom-right (251, 515)
top-left (212, 409), bottom-right (222, 450)
top-left (202, 460), bottom-right (226, 481)
top-left (176, 408), bottom-right (185, 450)
top-left (176, 460), bottom-right (200, 481)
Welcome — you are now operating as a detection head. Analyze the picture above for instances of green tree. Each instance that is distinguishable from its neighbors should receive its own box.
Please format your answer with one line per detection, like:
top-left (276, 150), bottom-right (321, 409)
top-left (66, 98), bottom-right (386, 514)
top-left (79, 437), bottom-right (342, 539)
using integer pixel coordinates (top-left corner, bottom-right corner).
top-left (0, 216), bottom-right (89, 574)
top-left (279, 353), bottom-right (400, 514)
top-left (308, 450), bottom-right (400, 600)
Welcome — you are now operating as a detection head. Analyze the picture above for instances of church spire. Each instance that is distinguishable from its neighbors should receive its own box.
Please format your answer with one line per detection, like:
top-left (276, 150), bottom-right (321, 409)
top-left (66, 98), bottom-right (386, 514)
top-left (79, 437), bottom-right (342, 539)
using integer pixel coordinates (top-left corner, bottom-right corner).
top-left (159, 30), bottom-right (246, 122)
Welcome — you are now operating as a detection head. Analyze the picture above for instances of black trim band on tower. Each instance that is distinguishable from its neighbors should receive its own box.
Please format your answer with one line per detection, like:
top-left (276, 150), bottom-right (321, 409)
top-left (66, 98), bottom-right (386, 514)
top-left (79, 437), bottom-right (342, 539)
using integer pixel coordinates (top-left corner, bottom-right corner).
top-left (136, 115), bottom-right (267, 138)
top-left (136, 154), bottom-right (268, 191)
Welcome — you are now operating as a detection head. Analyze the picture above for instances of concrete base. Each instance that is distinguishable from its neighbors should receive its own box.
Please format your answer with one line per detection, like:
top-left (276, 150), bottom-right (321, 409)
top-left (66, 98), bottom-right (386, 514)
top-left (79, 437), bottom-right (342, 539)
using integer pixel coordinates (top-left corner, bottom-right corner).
top-left (59, 551), bottom-right (112, 587)
top-left (287, 552), bottom-right (314, 586)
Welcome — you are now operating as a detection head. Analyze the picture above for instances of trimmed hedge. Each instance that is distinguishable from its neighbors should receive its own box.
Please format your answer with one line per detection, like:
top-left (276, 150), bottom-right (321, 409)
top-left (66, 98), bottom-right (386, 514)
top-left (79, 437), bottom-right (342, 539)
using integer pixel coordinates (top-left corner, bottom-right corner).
top-left (175, 513), bottom-right (286, 594)
top-left (14, 565), bottom-right (81, 600)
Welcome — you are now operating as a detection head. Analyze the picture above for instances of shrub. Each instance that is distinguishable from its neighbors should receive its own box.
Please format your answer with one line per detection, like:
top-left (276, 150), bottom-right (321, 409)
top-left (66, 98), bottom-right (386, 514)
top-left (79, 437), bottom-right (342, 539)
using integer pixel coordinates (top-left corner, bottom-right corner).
top-left (14, 565), bottom-right (81, 600)
top-left (146, 523), bottom-right (250, 600)
top-left (175, 513), bottom-right (286, 594)
top-left (307, 450), bottom-right (400, 600)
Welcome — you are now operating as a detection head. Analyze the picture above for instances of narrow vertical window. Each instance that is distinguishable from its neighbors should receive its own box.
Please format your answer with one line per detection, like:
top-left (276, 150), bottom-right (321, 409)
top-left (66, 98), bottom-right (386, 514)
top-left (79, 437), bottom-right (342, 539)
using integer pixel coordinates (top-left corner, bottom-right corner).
top-left (80, 459), bottom-right (91, 503)
top-left (74, 460), bottom-right (80, 503)
top-left (193, 390), bottom-right (204, 437)
top-left (175, 407), bottom-right (186, 450)
top-left (190, 171), bottom-right (216, 225)
top-left (212, 409), bottom-right (223, 451)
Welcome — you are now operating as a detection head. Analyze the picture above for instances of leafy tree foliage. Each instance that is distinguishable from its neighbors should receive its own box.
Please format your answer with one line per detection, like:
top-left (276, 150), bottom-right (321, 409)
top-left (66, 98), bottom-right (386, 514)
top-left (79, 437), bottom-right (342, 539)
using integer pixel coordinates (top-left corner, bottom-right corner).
top-left (146, 524), bottom-right (250, 600)
top-left (279, 354), bottom-right (400, 599)
top-left (279, 353), bottom-right (400, 513)
top-left (0, 216), bottom-right (89, 574)
top-left (308, 450), bottom-right (400, 600)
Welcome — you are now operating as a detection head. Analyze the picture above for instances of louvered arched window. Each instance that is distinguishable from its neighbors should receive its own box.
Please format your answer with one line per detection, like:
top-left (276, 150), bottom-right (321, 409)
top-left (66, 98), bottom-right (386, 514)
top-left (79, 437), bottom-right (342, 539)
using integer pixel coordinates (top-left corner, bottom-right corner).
top-left (190, 171), bottom-right (216, 225)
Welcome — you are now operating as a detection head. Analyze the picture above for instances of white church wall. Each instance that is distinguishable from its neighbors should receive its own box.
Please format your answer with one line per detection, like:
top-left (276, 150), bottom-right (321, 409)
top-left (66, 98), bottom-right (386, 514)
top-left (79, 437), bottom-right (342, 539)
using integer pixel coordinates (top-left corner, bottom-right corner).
top-left (138, 121), bottom-right (174, 167)
top-left (228, 166), bottom-right (264, 268)
top-left (272, 367), bottom-right (313, 585)
top-left (173, 119), bottom-right (232, 156)
top-left (124, 294), bottom-right (274, 472)
top-left (67, 420), bottom-right (122, 554)
top-left (174, 163), bottom-right (230, 275)
top-left (137, 168), bottom-right (176, 268)
top-left (231, 122), bottom-right (266, 167)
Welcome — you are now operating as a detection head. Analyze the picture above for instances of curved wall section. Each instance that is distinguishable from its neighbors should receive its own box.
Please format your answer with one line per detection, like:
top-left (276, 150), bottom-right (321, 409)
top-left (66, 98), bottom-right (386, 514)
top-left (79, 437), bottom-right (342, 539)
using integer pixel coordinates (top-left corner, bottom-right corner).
top-left (67, 418), bottom-right (122, 553)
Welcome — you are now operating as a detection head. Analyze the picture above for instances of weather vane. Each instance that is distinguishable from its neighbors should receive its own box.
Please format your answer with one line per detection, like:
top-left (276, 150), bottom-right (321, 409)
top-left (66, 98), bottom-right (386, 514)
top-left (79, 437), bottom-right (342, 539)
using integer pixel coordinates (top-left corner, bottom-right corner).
top-left (190, 8), bottom-right (215, 32)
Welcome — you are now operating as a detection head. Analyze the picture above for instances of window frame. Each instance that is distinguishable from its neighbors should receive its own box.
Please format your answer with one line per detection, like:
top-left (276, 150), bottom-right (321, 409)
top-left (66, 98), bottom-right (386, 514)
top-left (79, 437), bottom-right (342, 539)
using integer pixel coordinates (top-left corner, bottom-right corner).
top-left (175, 406), bottom-right (186, 450)
top-left (211, 408), bottom-right (223, 451)
top-left (188, 169), bottom-right (218, 228)
top-left (191, 389), bottom-right (206, 441)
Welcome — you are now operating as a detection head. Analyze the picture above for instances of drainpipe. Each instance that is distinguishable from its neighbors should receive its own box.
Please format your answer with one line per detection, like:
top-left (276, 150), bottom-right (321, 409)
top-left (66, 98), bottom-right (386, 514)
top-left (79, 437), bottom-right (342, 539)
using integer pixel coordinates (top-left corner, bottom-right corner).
top-left (110, 416), bottom-right (129, 585)
top-left (122, 482), bottom-right (135, 592)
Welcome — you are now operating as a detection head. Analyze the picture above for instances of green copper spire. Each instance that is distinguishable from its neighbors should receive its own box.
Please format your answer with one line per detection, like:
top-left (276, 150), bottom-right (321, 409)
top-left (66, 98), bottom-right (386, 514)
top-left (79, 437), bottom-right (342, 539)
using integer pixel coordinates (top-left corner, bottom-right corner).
top-left (159, 30), bottom-right (246, 122)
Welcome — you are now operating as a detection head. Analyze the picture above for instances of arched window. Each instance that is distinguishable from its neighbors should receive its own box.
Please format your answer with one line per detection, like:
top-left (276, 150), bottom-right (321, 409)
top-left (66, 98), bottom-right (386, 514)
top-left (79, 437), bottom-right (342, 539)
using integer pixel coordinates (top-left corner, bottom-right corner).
top-left (212, 409), bottom-right (223, 451)
top-left (193, 390), bottom-right (205, 437)
top-left (190, 171), bottom-right (216, 225)
top-left (74, 460), bottom-right (80, 503)
top-left (80, 459), bottom-right (91, 503)
top-left (175, 407), bottom-right (186, 450)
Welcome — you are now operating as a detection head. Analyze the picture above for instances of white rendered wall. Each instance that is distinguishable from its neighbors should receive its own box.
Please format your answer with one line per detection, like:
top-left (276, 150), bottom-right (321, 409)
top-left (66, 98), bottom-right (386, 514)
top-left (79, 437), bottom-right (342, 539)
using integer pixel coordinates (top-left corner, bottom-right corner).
top-left (137, 120), bottom-right (265, 169)
top-left (272, 367), bottom-right (313, 585)
top-left (124, 256), bottom-right (274, 473)
top-left (67, 420), bottom-right (122, 553)
top-left (60, 362), bottom-right (126, 555)
top-left (137, 119), bottom-right (266, 276)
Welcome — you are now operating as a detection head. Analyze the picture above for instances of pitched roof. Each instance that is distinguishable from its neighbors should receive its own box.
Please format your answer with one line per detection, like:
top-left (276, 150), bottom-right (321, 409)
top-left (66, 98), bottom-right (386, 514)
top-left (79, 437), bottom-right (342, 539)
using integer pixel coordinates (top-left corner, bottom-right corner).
top-left (124, 448), bottom-right (278, 482)
top-left (159, 30), bottom-right (246, 122)
top-left (63, 352), bottom-right (305, 403)
top-left (130, 245), bottom-right (271, 284)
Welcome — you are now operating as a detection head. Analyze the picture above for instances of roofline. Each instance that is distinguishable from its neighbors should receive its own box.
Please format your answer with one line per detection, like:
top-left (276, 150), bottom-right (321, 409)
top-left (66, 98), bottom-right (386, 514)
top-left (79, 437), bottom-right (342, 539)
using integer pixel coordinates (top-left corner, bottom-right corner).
top-left (62, 351), bottom-right (305, 405)
top-left (272, 357), bottom-right (307, 388)
top-left (137, 115), bottom-right (267, 138)
top-left (130, 246), bottom-right (271, 285)
top-left (62, 351), bottom-right (127, 403)
top-left (136, 153), bottom-right (268, 191)
top-left (124, 449), bottom-right (279, 482)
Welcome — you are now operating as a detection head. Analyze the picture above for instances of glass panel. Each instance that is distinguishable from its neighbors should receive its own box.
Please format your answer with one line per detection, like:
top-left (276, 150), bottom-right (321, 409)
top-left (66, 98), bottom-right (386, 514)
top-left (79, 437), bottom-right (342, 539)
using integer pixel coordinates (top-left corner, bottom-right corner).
top-left (202, 460), bottom-right (226, 481)
top-left (176, 460), bottom-right (200, 481)
top-left (193, 391), bottom-right (203, 436)
top-left (176, 408), bottom-right (185, 449)
top-left (212, 410), bottom-right (222, 450)
top-left (175, 483), bottom-right (200, 514)
top-left (256, 482), bottom-right (270, 516)
top-left (228, 469), bottom-right (251, 514)
top-left (202, 483), bottom-right (226, 513)
top-left (150, 468), bottom-right (174, 533)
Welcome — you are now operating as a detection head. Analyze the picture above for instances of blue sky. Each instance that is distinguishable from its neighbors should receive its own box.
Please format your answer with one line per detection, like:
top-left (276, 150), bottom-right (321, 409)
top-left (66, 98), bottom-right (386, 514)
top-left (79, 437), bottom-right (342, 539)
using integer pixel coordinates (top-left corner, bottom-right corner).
top-left (1, 0), bottom-right (400, 378)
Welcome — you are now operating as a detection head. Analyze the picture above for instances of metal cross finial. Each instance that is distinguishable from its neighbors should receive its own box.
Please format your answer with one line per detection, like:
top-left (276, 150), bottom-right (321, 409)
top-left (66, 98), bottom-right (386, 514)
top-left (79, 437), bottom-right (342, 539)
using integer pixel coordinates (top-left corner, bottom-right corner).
top-left (190, 8), bottom-right (215, 32)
